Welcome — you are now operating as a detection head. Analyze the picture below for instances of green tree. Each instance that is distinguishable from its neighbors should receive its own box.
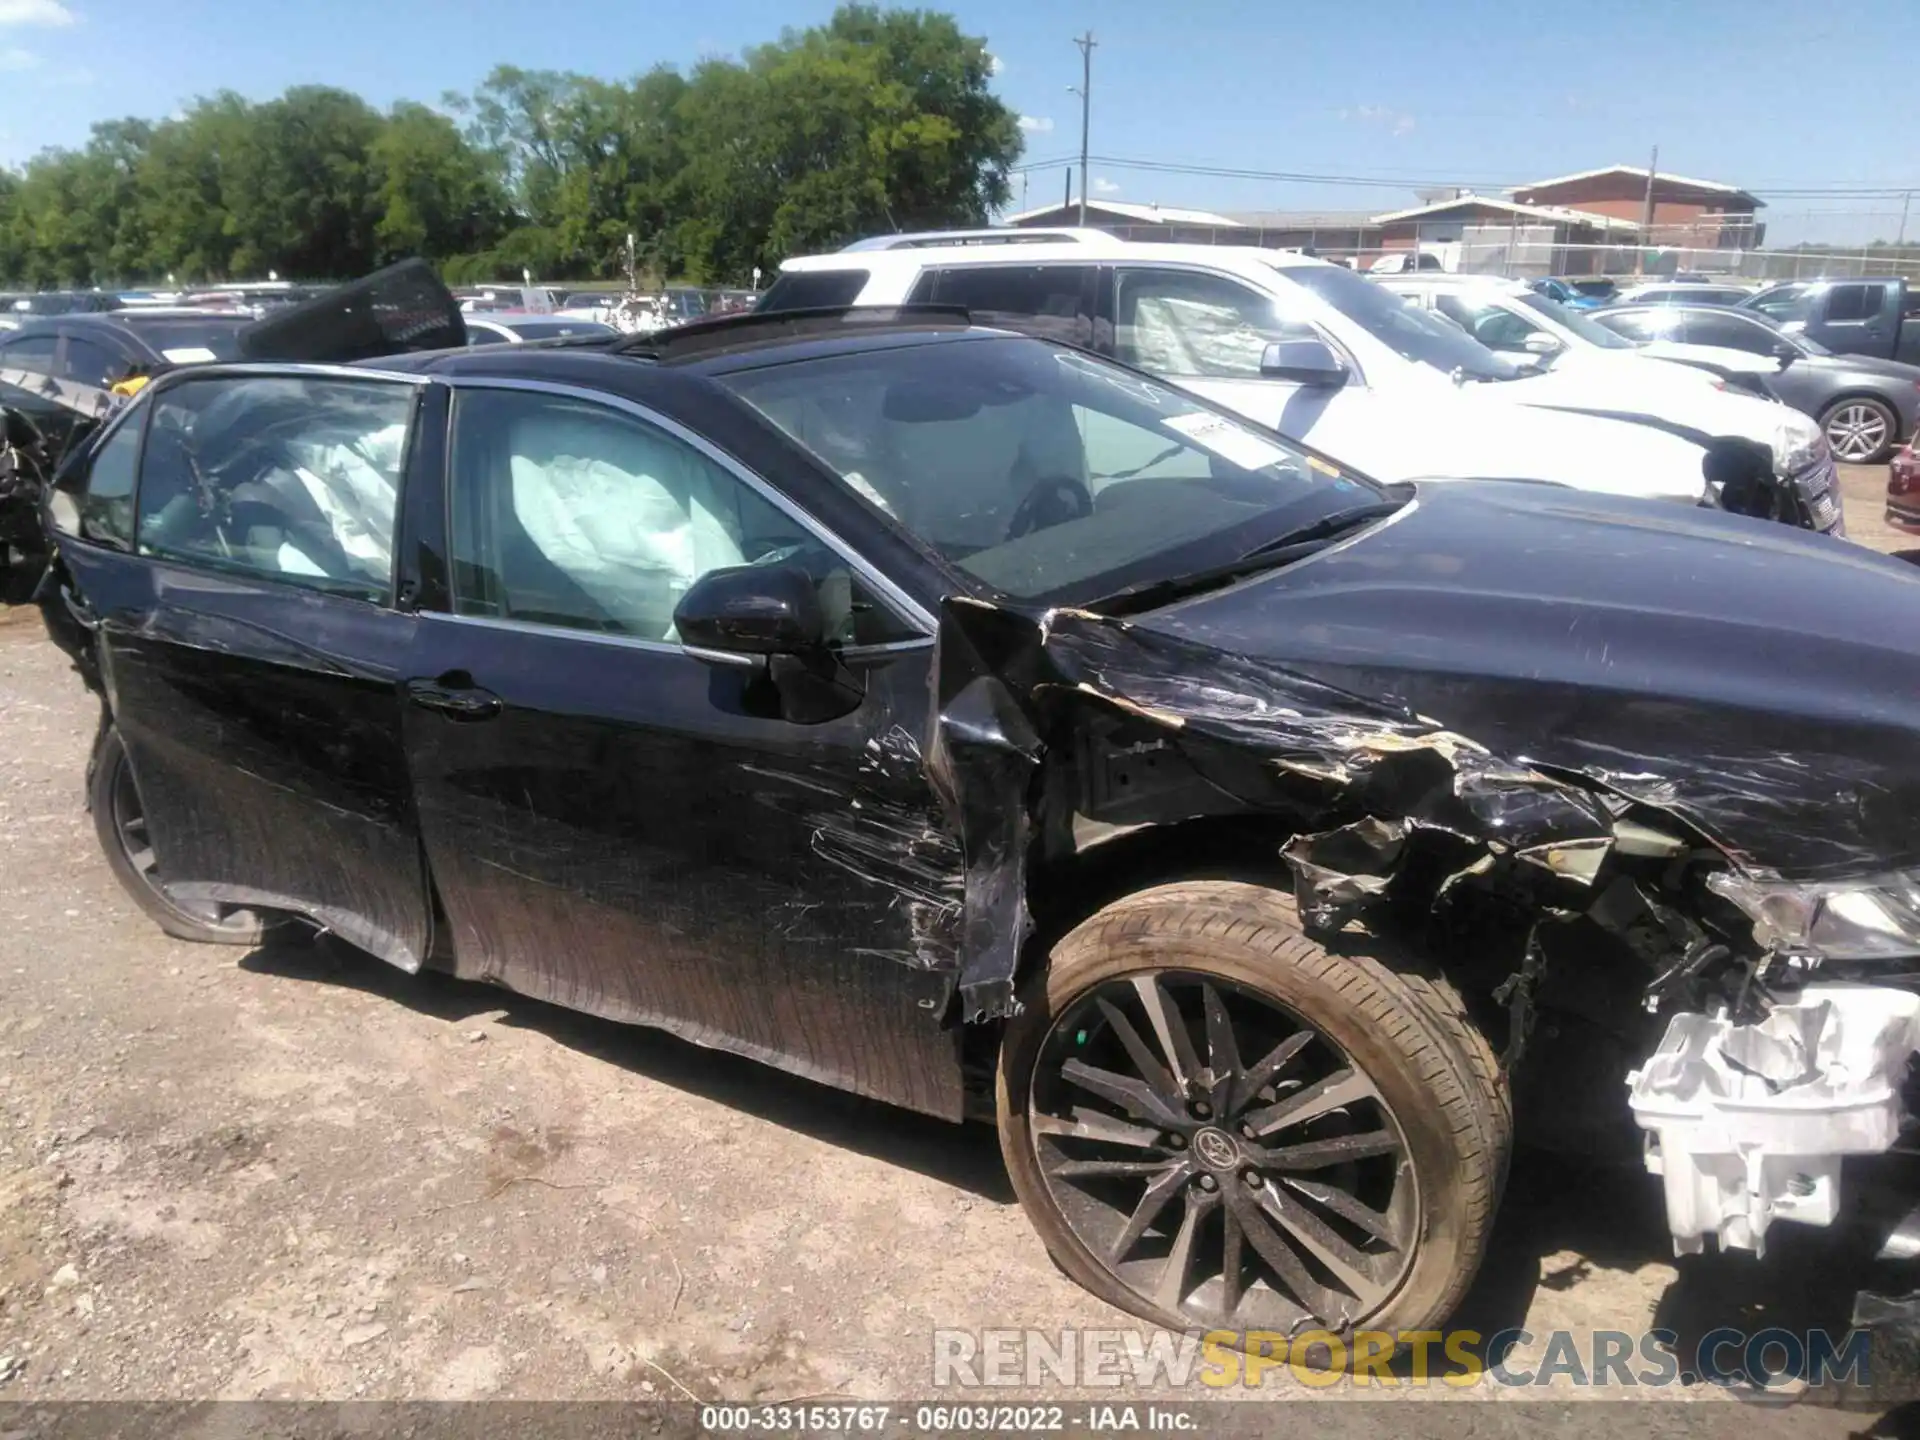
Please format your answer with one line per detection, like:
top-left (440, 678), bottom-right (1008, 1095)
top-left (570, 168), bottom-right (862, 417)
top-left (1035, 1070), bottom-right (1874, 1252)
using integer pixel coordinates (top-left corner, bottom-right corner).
top-left (371, 102), bottom-right (509, 264)
top-left (672, 5), bottom-right (1021, 282)
top-left (0, 6), bottom-right (1023, 287)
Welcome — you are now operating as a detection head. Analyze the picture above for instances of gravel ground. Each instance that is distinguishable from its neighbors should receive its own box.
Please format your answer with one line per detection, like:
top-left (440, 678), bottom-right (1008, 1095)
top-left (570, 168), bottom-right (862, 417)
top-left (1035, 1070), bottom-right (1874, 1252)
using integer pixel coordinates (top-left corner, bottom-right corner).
top-left (0, 477), bottom-right (1911, 1431)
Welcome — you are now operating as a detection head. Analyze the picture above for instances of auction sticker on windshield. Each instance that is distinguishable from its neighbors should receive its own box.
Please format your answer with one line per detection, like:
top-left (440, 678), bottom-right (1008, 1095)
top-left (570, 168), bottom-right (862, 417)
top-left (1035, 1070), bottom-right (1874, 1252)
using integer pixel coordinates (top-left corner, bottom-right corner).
top-left (1162, 411), bottom-right (1295, 472)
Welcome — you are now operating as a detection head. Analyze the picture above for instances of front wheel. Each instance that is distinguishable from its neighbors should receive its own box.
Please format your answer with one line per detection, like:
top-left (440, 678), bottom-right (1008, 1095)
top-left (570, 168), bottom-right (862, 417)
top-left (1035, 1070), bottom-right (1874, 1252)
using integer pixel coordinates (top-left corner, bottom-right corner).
top-left (90, 725), bottom-right (266, 946)
top-left (997, 881), bottom-right (1508, 1343)
top-left (1821, 397), bottom-right (1898, 465)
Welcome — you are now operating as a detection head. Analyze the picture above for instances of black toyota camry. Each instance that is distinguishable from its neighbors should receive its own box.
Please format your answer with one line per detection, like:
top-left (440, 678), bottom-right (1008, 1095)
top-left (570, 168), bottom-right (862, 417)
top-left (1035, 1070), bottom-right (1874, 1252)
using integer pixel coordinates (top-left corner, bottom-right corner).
top-left (30, 280), bottom-right (1920, 1350)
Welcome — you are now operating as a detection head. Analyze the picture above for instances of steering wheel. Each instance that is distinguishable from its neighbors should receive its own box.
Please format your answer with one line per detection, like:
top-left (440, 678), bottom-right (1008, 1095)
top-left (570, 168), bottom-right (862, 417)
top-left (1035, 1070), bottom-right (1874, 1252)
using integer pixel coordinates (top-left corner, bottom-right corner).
top-left (1004, 475), bottom-right (1093, 540)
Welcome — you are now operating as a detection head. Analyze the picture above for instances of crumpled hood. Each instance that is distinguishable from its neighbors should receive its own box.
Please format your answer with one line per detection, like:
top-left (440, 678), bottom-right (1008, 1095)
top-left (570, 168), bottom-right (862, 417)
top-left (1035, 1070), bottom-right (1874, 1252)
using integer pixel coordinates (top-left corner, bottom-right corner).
top-left (1137, 481), bottom-right (1920, 877)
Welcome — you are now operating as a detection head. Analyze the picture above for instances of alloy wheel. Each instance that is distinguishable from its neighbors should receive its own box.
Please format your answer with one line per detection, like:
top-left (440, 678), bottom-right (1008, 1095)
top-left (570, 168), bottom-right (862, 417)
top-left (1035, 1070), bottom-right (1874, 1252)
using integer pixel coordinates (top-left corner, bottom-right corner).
top-left (1028, 972), bottom-right (1419, 1333)
top-left (1825, 403), bottom-right (1890, 462)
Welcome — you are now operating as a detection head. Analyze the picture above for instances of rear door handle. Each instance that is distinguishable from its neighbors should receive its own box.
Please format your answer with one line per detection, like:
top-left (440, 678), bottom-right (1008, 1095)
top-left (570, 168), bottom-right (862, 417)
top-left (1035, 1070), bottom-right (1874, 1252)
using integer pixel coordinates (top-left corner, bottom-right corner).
top-left (405, 674), bottom-right (502, 721)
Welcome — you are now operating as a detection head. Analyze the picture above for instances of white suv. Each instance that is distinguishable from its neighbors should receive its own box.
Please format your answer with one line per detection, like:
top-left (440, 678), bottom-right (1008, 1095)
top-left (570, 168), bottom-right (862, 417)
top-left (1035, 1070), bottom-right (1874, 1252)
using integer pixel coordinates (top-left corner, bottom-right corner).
top-left (762, 231), bottom-right (1841, 533)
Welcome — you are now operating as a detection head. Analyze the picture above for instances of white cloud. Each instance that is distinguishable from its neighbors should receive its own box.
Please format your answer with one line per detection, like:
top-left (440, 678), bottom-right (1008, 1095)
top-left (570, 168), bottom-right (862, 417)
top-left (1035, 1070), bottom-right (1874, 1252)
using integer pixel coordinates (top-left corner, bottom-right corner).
top-left (1018, 114), bottom-right (1053, 134)
top-left (988, 52), bottom-right (1004, 75)
top-left (0, 0), bottom-right (75, 27)
top-left (0, 46), bottom-right (40, 69)
top-left (1345, 103), bottom-right (1416, 138)
top-left (1094, 176), bottom-right (1120, 194)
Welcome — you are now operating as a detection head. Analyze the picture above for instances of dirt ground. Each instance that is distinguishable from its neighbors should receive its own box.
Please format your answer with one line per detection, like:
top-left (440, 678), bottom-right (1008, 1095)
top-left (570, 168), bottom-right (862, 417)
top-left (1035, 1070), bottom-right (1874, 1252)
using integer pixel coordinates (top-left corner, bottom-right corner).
top-left (0, 471), bottom-right (1909, 1431)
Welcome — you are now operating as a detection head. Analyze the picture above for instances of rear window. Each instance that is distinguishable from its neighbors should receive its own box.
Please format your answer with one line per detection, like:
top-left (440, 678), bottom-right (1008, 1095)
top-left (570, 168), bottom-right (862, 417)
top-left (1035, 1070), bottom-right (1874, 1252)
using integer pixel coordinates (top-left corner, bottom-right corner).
top-left (907, 265), bottom-right (1092, 345)
top-left (1825, 284), bottom-right (1882, 323)
top-left (134, 375), bottom-right (414, 601)
top-left (120, 318), bottom-right (248, 364)
top-left (756, 269), bottom-right (871, 313)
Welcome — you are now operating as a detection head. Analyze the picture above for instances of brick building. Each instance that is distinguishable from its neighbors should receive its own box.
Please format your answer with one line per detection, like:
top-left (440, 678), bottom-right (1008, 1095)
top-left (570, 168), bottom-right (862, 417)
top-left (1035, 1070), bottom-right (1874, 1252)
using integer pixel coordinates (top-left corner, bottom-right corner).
top-left (1509, 166), bottom-right (1764, 249)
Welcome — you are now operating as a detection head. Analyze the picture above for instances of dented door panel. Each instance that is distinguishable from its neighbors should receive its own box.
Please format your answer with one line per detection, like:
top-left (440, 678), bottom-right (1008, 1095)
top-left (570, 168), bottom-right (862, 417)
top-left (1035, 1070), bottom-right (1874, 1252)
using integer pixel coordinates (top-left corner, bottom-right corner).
top-left (67, 542), bottom-right (431, 967)
top-left (402, 617), bottom-right (967, 1118)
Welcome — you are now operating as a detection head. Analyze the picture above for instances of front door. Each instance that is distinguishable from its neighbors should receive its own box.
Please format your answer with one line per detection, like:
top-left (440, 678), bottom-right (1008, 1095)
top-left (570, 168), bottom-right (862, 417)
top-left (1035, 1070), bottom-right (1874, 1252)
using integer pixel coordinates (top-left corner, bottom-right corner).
top-left (402, 381), bottom-right (966, 1117)
top-left (1101, 264), bottom-right (1375, 462)
top-left (80, 369), bottom-right (433, 966)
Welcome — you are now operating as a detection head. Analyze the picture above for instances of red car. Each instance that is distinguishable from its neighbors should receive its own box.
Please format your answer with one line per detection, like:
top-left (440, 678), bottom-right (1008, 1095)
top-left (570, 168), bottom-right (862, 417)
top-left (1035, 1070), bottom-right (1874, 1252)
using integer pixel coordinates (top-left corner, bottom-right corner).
top-left (1888, 440), bottom-right (1920, 532)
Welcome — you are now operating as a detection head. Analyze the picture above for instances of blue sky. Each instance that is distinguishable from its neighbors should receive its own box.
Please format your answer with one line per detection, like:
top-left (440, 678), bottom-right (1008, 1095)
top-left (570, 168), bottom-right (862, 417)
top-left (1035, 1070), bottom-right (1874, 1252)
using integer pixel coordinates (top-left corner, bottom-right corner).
top-left (0, 0), bottom-right (1913, 245)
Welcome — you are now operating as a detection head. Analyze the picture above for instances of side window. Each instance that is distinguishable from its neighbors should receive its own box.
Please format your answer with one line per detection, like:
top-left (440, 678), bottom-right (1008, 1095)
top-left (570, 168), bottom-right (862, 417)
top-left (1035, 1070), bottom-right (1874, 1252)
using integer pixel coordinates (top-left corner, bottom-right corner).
top-left (1114, 268), bottom-right (1319, 379)
top-left (1826, 284), bottom-right (1878, 323)
top-left (60, 336), bottom-right (127, 389)
top-left (755, 269), bottom-right (870, 312)
top-left (1749, 287), bottom-right (1811, 323)
top-left (135, 376), bottom-right (413, 602)
top-left (0, 334), bottom-right (57, 376)
top-left (917, 265), bottom-right (1092, 345)
top-left (1433, 296), bottom-right (1538, 352)
top-left (48, 409), bottom-right (142, 549)
top-left (1599, 311), bottom-right (1674, 342)
top-left (447, 388), bottom-right (914, 647)
top-left (1679, 312), bottom-right (1776, 354)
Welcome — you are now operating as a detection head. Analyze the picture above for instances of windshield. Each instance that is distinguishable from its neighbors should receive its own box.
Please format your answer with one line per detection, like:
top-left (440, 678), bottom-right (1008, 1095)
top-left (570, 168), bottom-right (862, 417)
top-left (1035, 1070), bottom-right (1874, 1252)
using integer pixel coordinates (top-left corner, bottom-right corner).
top-left (1735, 305), bottom-right (1831, 356)
top-left (500, 318), bottom-right (616, 340)
top-left (122, 317), bottom-right (247, 362)
top-left (1272, 262), bottom-right (1519, 381)
top-left (1515, 292), bottom-right (1633, 348)
top-left (719, 336), bottom-right (1383, 603)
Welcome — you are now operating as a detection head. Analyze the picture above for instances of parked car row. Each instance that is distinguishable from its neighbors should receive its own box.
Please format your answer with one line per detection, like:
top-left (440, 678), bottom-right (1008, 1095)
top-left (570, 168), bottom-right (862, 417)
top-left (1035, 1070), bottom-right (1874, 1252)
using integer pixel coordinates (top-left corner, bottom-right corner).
top-left (764, 230), bottom-right (1843, 531)
top-left (14, 257), bottom-right (1920, 1361)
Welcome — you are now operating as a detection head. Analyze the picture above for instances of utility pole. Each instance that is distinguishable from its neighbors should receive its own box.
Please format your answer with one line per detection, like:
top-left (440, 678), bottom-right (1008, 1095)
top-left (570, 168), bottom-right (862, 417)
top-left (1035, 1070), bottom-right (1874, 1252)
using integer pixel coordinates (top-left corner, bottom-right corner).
top-left (1637, 144), bottom-right (1658, 275)
top-left (1070, 32), bottom-right (1096, 227)
top-left (1898, 190), bottom-right (1912, 249)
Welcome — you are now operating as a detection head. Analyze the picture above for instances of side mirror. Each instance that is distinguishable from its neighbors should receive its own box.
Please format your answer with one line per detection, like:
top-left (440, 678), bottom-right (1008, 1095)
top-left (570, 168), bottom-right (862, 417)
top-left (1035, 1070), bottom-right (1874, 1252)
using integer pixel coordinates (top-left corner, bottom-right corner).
top-left (1770, 340), bottom-right (1799, 367)
top-left (1522, 331), bottom-right (1560, 356)
top-left (673, 563), bottom-right (826, 661)
top-left (1259, 339), bottom-right (1348, 387)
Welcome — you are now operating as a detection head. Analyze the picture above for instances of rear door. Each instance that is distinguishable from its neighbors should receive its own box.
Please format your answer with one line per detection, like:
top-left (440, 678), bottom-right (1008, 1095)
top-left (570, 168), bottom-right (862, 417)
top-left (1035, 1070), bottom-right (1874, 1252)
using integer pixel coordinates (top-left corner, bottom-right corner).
top-left (1815, 281), bottom-right (1897, 357)
top-left (399, 378), bottom-right (966, 1117)
top-left (62, 367), bottom-right (436, 967)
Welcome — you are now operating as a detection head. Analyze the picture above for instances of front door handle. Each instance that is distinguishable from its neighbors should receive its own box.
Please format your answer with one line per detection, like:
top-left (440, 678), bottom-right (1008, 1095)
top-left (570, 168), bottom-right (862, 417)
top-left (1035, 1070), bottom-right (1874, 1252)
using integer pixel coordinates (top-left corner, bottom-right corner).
top-left (405, 674), bottom-right (502, 721)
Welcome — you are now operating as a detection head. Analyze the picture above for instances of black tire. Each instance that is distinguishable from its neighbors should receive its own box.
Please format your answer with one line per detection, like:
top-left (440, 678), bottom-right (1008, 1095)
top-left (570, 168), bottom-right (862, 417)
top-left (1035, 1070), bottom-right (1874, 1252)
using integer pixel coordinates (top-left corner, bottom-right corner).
top-left (89, 725), bottom-right (266, 946)
top-left (1820, 396), bottom-right (1899, 465)
top-left (998, 880), bottom-right (1508, 1346)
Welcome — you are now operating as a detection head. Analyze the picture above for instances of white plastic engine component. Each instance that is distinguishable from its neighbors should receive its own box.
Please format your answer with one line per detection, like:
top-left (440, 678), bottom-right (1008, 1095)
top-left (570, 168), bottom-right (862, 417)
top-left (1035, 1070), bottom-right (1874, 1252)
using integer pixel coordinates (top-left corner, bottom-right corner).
top-left (1627, 985), bottom-right (1920, 1257)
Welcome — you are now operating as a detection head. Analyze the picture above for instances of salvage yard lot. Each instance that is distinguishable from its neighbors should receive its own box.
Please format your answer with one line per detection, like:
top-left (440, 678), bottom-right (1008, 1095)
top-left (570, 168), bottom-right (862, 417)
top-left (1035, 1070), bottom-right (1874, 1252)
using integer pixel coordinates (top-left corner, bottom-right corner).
top-left (0, 473), bottom-right (1905, 1428)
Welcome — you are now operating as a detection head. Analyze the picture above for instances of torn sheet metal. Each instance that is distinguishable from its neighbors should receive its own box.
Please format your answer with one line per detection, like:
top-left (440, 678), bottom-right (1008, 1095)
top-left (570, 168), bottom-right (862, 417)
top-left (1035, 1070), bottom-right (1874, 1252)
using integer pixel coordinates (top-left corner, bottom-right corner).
top-left (1133, 478), bottom-right (1920, 880)
top-left (1627, 984), bottom-right (1920, 1256)
top-left (927, 597), bottom-right (1619, 1019)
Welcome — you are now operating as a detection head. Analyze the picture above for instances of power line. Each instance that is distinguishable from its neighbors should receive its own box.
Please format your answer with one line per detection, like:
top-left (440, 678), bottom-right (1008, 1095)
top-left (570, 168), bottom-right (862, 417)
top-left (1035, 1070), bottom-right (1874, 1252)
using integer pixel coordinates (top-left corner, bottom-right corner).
top-left (1038, 152), bottom-right (1920, 201)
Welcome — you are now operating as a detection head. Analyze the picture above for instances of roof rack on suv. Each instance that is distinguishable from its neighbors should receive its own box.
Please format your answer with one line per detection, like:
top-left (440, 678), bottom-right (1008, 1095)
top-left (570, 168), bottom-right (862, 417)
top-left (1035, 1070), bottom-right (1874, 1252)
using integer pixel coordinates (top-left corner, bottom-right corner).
top-left (610, 303), bottom-right (972, 359)
top-left (838, 227), bottom-right (1111, 252)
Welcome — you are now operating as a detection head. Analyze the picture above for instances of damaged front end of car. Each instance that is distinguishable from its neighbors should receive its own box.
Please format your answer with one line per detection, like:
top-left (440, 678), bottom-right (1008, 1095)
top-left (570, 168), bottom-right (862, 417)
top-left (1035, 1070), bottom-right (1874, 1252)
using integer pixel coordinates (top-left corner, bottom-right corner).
top-left (921, 591), bottom-right (1920, 1278)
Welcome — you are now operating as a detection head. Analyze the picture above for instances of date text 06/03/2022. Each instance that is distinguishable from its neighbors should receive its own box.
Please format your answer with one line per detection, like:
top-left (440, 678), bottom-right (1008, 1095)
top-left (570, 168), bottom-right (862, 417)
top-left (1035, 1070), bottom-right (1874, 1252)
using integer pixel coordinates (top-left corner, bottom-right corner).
top-left (698, 1404), bottom-right (1199, 1433)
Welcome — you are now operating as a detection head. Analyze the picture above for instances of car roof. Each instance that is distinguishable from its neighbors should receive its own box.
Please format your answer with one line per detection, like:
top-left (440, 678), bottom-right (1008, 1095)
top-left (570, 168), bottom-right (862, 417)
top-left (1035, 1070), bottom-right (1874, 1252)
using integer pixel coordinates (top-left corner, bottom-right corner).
top-left (776, 236), bottom-right (1331, 281)
top-left (1603, 302), bottom-right (1773, 321)
top-left (1376, 274), bottom-right (1527, 292)
top-left (368, 318), bottom-right (1012, 392)
top-left (1620, 282), bottom-right (1748, 292)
